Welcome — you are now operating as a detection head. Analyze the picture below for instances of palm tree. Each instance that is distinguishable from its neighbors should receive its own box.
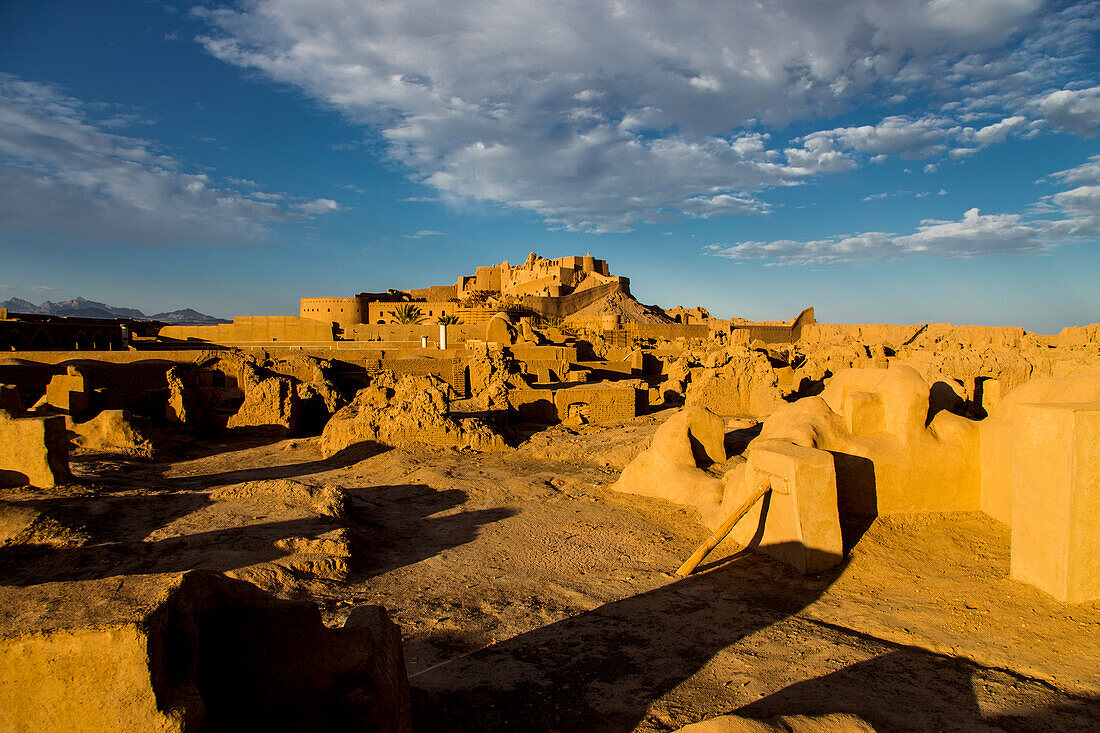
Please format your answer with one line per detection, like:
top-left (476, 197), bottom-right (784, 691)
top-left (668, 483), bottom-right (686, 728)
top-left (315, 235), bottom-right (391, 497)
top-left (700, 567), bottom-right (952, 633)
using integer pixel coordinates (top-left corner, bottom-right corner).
top-left (391, 304), bottom-right (425, 324)
top-left (436, 313), bottom-right (463, 325)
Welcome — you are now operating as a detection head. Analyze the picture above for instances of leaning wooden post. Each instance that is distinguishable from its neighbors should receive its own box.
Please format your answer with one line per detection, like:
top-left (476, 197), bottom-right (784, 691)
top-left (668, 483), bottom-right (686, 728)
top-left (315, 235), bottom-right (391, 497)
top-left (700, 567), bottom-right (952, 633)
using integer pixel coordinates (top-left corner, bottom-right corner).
top-left (676, 480), bottom-right (772, 577)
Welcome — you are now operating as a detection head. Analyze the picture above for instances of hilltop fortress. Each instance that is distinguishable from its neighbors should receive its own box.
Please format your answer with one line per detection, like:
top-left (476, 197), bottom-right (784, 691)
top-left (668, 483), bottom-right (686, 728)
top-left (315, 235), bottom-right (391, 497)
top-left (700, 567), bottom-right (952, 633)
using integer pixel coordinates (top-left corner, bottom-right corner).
top-left (299, 252), bottom-right (627, 332)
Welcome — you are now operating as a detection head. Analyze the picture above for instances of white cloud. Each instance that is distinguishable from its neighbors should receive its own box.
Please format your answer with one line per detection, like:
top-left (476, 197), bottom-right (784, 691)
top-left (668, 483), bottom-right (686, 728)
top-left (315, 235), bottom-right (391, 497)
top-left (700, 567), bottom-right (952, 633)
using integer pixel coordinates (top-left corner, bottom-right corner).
top-left (1047, 154), bottom-right (1100, 185)
top-left (800, 116), bottom-right (958, 159)
top-left (707, 154), bottom-right (1100, 264)
top-left (972, 115), bottom-right (1028, 143)
top-left (706, 207), bottom-right (1044, 264)
top-left (0, 74), bottom-right (341, 244)
top-left (294, 198), bottom-right (344, 214)
top-left (402, 229), bottom-right (448, 239)
top-left (196, 0), bottom-right (1072, 232)
top-left (1039, 86), bottom-right (1100, 137)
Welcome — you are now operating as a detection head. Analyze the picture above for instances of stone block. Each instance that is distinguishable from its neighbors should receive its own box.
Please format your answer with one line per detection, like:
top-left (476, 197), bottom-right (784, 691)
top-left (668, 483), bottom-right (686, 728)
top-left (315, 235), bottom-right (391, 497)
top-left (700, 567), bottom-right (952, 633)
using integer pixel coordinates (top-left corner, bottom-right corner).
top-left (1010, 401), bottom-right (1100, 603)
top-left (42, 366), bottom-right (90, 417)
top-left (0, 410), bottom-right (70, 488)
top-left (728, 440), bottom-right (843, 575)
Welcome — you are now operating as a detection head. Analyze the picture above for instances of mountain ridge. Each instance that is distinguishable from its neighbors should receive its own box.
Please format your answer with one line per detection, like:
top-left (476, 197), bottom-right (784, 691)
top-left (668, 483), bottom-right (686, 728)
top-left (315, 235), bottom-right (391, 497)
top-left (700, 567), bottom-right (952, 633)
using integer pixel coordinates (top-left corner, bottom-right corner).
top-left (0, 297), bottom-right (229, 325)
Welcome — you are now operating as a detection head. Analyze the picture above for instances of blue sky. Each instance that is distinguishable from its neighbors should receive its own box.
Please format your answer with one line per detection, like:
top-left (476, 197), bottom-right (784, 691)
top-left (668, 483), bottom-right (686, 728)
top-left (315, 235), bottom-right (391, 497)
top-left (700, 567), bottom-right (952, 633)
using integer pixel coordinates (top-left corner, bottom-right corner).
top-left (1, 0), bottom-right (1098, 332)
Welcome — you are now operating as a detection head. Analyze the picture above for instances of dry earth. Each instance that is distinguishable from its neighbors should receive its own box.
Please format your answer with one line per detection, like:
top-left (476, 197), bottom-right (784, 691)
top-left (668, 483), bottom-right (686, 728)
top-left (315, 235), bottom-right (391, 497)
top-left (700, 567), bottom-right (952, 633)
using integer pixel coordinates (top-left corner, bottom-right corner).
top-left (2, 413), bottom-right (1098, 732)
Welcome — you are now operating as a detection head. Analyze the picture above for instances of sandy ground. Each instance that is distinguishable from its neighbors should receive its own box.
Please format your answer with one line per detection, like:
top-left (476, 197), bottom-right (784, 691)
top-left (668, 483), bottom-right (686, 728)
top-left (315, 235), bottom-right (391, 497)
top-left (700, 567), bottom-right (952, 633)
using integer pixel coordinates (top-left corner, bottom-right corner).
top-left (2, 414), bottom-right (1098, 732)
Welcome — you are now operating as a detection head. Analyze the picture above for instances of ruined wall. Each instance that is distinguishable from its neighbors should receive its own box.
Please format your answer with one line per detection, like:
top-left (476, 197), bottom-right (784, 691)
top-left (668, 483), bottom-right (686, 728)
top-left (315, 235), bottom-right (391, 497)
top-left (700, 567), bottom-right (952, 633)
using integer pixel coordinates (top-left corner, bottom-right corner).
top-left (554, 384), bottom-right (646, 424)
top-left (367, 357), bottom-right (468, 396)
top-left (801, 322), bottom-right (1034, 349)
top-left (406, 285), bottom-right (459, 301)
top-left (507, 384), bottom-right (645, 424)
top-left (627, 323), bottom-right (710, 341)
top-left (0, 411), bottom-right (70, 487)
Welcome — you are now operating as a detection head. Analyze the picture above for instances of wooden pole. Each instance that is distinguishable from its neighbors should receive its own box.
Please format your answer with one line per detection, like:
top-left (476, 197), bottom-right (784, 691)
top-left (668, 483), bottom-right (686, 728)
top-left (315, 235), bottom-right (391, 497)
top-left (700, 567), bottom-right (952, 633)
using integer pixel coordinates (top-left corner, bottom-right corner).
top-left (675, 480), bottom-right (772, 577)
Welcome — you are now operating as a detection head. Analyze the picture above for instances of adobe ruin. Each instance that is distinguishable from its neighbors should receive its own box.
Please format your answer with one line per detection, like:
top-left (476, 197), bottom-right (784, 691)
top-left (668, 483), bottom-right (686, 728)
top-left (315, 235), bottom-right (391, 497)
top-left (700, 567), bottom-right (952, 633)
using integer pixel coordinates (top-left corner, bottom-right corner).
top-left (1, 252), bottom-right (1098, 730)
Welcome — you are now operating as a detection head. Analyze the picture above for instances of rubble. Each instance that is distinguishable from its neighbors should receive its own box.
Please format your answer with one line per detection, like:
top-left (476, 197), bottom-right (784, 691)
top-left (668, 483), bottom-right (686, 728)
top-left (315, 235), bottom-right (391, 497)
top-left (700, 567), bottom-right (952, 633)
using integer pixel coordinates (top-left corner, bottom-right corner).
top-left (321, 375), bottom-right (506, 457)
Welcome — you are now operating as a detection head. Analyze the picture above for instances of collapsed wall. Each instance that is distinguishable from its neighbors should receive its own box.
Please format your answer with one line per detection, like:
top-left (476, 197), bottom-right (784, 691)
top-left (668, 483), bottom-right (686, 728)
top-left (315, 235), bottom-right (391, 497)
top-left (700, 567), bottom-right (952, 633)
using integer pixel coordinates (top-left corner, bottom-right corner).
top-left (321, 374), bottom-right (506, 457)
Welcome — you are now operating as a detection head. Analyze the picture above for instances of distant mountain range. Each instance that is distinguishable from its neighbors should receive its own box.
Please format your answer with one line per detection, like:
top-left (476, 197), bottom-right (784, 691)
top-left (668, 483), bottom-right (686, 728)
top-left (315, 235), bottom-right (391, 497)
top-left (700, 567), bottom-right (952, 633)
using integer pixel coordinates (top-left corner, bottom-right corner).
top-left (0, 297), bottom-right (230, 325)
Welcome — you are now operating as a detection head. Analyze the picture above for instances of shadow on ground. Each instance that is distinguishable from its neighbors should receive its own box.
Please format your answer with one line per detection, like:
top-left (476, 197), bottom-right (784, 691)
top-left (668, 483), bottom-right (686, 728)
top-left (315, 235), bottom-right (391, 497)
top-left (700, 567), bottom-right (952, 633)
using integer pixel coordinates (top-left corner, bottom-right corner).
top-left (734, 640), bottom-right (1100, 732)
top-left (345, 483), bottom-right (517, 579)
top-left (413, 547), bottom-right (833, 732)
top-left (411, 547), bottom-right (1098, 732)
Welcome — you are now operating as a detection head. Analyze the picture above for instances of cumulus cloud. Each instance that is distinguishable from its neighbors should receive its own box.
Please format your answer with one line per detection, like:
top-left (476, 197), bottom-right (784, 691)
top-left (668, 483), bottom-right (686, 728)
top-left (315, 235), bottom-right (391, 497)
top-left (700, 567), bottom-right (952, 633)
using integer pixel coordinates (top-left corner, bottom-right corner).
top-left (0, 74), bottom-right (342, 244)
top-left (706, 154), bottom-right (1100, 264)
top-left (197, 0), bottom-right (1074, 232)
top-left (799, 116), bottom-right (959, 160)
top-left (1039, 86), bottom-right (1100, 137)
top-left (971, 115), bottom-right (1028, 143)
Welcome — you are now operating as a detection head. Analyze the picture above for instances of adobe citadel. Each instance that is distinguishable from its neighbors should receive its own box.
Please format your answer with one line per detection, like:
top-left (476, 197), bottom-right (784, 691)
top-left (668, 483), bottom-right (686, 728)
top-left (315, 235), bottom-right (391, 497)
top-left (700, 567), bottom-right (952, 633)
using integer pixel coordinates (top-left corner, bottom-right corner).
top-left (1, 252), bottom-right (1098, 731)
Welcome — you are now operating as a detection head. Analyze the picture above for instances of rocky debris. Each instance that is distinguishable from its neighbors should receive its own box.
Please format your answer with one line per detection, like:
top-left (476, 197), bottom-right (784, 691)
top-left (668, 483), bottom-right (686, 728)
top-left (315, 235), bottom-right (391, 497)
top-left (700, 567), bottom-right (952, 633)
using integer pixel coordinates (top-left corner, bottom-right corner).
top-left (201, 478), bottom-right (356, 587)
top-left (0, 570), bottom-right (412, 732)
top-left (69, 409), bottom-right (157, 459)
top-left (230, 526), bottom-right (354, 588)
top-left (212, 478), bottom-right (349, 521)
top-left (0, 410), bottom-right (71, 488)
top-left (321, 375), bottom-right (506, 458)
top-left (674, 713), bottom-right (877, 732)
top-left (0, 500), bottom-right (89, 549)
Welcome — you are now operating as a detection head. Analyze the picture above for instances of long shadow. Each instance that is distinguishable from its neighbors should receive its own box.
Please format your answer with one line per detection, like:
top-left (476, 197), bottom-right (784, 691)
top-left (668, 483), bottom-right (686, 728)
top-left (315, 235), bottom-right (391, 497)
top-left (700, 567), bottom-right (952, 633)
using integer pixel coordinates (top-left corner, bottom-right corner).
top-left (412, 546), bottom-right (836, 732)
top-left (412, 545), bottom-right (1096, 732)
top-left (0, 516), bottom-right (338, 587)
top-left (344, 484), bottom-right (517, 579)
top-left (732, 644), bottom-right (1100, 731)
top-left (127, 442), bottom-right (392, 490)
top-left (1, 479), bottom-right (517, 588)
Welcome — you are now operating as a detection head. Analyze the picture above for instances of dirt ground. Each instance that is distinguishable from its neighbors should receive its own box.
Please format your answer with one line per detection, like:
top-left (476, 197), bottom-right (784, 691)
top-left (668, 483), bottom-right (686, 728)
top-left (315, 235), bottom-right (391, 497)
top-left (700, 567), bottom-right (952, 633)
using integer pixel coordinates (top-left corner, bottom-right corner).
top-left (2, 412), bottom-right (1099, 732)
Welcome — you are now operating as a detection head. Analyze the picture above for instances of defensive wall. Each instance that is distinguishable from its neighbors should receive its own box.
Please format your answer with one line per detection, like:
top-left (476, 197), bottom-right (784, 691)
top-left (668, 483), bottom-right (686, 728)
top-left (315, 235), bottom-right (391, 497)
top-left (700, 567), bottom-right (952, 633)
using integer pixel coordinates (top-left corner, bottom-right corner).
top-left (299, 297), bottom-right (366, 330)
top-left (522, 280), bottom-right (631, 319)
top-left (159, 316), bottom-right (336, 346)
